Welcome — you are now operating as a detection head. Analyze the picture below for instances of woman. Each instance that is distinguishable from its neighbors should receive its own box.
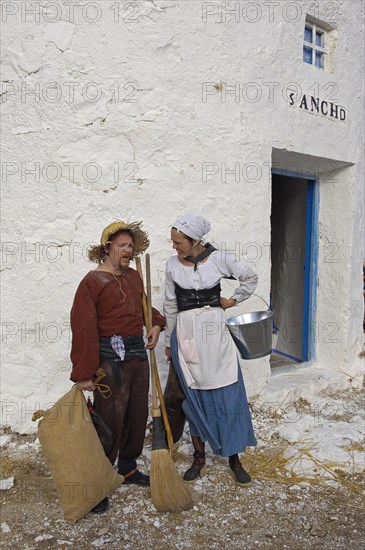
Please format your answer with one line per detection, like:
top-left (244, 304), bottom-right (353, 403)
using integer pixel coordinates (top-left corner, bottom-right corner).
top-left (164, 214), bottom-right (258, 483)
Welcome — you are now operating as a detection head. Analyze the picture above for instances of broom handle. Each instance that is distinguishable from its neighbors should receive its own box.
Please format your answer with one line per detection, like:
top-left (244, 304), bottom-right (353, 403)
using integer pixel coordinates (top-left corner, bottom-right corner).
top-left (136, 256), bottom-right (174, 453)
top-left (145, 255), bottom-right (158, 413)
top-left (145, 255), bottom-right (174, 454)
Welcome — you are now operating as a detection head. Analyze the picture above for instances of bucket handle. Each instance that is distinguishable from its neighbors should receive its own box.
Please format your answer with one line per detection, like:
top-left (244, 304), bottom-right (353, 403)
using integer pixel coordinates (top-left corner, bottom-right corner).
top-left (224, 275), bottom-right (272, 311)
top-left (252, 293), bottom-right (272, 311)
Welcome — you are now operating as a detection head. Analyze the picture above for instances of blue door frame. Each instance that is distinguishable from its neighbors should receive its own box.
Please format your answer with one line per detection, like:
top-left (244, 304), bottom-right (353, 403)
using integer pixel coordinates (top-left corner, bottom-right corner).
top-left (272, 169), bottom-right (319, 362)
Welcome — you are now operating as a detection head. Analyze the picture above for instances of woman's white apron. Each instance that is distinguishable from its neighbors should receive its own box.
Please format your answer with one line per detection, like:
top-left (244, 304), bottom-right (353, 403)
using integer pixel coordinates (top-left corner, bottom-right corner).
top-left (176, 306), bottom-right (238, 390)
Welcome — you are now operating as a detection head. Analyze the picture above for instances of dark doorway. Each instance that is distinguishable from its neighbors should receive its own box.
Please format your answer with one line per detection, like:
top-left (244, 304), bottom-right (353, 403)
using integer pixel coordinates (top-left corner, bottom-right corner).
top-left (271, 172), bottom-right (316, 363)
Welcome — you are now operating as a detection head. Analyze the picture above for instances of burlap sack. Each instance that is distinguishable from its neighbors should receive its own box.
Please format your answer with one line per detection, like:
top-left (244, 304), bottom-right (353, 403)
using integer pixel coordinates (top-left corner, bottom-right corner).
top-left (33, 385), bottom-right (124, 523)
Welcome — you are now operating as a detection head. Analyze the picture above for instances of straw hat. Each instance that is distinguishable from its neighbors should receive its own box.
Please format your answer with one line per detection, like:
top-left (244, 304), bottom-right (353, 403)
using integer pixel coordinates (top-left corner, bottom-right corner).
top-left (87, 220), bottom-right (150, 263)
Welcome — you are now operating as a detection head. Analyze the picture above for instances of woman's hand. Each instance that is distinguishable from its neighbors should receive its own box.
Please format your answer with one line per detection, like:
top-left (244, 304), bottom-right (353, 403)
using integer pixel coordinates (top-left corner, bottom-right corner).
top-left (76, 379), bottom-right (96, 391)
top-left (220, 297), bottom-right (237, 310)
top-left (145, 325), bottom-right (161, 349)
top-left (165, 347), bottom-right (172, 361)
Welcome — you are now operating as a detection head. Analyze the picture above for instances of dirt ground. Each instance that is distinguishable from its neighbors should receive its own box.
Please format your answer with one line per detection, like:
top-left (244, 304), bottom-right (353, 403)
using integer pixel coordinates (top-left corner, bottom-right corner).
top-left (1, 388), bottom-right (364, 550)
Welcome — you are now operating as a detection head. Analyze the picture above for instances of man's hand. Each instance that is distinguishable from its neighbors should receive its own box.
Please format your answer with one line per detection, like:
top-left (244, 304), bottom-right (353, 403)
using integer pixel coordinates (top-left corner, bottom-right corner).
top-left (76, 379), bottom-right (96, 391)
top-left (145, 325), bottom-right (161, 349)
top-left (165, 347), bottom-right (172, 361)
top-left (220, 297), bottom-right (236, 310)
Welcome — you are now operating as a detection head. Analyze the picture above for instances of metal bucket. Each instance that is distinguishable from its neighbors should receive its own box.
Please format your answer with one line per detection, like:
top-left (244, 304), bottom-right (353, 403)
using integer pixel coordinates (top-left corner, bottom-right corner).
top-left (227, 310), bottom-right (274, 360)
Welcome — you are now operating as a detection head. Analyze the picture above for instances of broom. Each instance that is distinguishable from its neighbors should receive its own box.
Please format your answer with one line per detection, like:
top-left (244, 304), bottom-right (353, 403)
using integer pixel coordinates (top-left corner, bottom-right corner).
top-left (135, 258), bottom-right (174, 455)
top-left (136, 254), bottom-right (193, 512)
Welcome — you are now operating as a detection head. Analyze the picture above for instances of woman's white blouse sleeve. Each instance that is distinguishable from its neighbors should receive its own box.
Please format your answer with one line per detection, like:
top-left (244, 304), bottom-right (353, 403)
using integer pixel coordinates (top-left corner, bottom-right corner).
top-left (213, 250), bottom-right (258, 304)
top-left (163, 261), bottom-right (178, 347)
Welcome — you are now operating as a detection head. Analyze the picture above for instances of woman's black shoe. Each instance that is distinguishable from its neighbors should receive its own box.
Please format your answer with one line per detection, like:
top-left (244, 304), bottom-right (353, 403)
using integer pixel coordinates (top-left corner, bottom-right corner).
top-left (183, 451), bottom-right (206, 481)
top-left (91, 497), bottom-right (109, 513)
top-left (229, 455), bottom-right (251, 484)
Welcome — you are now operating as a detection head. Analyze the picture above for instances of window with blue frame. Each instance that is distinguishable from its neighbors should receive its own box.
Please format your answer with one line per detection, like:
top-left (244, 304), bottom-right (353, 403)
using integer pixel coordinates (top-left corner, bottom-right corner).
top-left (303, 20), bottom-right (326, 69)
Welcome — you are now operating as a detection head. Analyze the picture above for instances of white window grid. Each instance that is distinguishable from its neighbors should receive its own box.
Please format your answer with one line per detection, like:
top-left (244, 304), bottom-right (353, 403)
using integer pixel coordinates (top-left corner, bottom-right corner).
top-left (303, 21), bottom-right (327, 69)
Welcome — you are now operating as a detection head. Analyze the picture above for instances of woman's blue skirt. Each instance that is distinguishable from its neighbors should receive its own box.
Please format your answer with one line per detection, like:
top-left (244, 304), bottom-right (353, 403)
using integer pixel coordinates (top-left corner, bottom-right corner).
top-left (171, 329), bottom-right (257, 457)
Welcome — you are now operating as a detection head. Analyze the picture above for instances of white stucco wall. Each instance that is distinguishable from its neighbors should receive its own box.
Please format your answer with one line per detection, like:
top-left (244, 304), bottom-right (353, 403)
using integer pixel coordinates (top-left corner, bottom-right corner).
top-left (1, 0), bottom-right (364, 432)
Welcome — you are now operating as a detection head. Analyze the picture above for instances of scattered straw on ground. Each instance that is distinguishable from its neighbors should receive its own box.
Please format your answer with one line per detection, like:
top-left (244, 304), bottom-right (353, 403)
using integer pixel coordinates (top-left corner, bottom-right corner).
top-left (243, 442), bottom-right (365, 496)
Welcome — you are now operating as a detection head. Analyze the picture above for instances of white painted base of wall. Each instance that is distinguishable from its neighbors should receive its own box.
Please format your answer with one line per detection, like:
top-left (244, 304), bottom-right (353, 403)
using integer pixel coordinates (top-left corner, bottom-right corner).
top-left (264, 356), bottom-right (364, 409)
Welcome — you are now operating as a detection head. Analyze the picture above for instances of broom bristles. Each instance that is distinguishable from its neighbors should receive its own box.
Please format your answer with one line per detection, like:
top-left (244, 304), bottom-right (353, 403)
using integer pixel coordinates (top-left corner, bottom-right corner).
top-left (150, 449), bottom-right (193, 512)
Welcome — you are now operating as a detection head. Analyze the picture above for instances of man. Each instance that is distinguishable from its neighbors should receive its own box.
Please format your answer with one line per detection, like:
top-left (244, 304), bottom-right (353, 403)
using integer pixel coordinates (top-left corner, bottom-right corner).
top-left (70, 221), bottom-right (165, 513)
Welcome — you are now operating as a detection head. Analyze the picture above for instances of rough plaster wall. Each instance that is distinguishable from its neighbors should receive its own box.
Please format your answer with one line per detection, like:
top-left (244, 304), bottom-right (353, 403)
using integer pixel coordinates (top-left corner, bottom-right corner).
top-left (316, 166), bottom-right (363, 374)
top-left (1, 1), bottom-right (364, 431)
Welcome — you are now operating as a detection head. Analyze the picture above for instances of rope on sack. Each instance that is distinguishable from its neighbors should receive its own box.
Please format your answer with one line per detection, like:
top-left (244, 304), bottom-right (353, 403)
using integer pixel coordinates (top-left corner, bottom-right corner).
top-left (93, 367), bottom-right (112, 399)
top-left (32, 367), bottom-right (112, 424)
top-left (94, 383), bottom-right (111, 399)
